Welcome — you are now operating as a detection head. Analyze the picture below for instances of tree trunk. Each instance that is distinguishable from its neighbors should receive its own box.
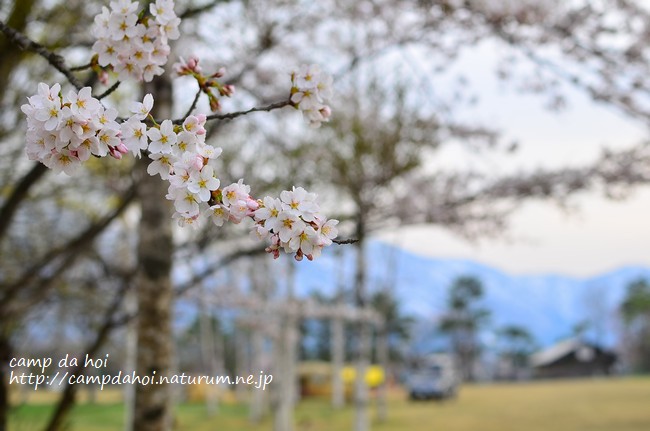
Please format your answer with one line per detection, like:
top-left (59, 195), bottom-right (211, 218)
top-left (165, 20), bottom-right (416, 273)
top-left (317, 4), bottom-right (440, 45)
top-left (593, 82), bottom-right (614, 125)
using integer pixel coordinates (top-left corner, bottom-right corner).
top-left (249, 326), bottom-right (266, 423)
top-left (199, 287), bottom-right (219, 416)
top-left (273, 259), bottom-right (297, 431)
top-left (331, 317), bottom-right (345, 408)
top-left (354, 232), bottom-right (370, 431)
top-left (234, 326), bottom-right (250, 402)
top-left (376, 324), bottom-right (388, 422)
top-left (124, 289), bottom-right (137, 431)
top-left (331, 248), bottom-right (346, 409)
top-left (250, 259), bottom-right (270, 423)
top-left (273, 316), bottom-right (298, 431)
top-left (133, 75), bottom-right (174, 431)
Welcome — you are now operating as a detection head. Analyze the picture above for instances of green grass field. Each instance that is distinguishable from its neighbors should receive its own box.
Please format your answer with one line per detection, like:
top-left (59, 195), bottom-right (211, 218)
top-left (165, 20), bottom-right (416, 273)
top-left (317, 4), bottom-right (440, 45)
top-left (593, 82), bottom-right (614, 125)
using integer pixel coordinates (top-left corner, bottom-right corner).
top-left (9, 377), bottom-right (650, 431)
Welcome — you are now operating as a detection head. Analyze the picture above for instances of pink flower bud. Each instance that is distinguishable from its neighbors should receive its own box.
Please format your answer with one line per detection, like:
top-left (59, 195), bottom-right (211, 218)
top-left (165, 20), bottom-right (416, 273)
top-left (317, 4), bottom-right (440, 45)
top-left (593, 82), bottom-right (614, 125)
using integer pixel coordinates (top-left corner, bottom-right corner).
top-left (246, 197), bottom-right (259, 211)
top-left (187, 56), bottom-right (199, 70)
top-left (319, 105), bottom-right (332, 119)
top-left (222, 84), bottom-right (235, 97)
top-left (109, 147), bottom-right (122, 159)
top-left (116, 142), bottom-right (129, 154)
top-left (209, 97), bottom-right (221, 112)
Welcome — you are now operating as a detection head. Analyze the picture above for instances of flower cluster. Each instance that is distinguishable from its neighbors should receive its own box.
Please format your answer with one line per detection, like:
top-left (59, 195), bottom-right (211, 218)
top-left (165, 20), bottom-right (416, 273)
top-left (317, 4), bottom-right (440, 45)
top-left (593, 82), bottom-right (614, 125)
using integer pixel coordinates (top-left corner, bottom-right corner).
top-left (138, 109), bottom-right (258, 233)
top-left (92, 0), bottom-right (180, 82)
top-left (141, 113), bottom-right (226, 226)
top-left (143, 113), bottom-right (340, 261)
top-left (252, 187), bottom-right (339, 261)
top-left (21, 83), bottom-right (128, 175)
top-left (290, 64), bottom-right (333, 128)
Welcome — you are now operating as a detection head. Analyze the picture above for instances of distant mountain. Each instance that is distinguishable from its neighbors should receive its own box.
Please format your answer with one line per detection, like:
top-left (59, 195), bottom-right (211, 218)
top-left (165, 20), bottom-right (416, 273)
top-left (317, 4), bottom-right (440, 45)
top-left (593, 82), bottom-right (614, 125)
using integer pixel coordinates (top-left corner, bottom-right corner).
top-left (292, 241), bottom-right (650, 349)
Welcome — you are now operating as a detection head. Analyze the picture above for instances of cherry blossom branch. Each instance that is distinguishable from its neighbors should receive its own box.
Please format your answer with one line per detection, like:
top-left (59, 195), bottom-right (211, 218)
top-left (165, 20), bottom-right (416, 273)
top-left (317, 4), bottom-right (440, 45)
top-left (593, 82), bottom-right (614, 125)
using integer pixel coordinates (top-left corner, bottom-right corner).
top-left (333, 238), bottom-right (359, 245)
top-left (170, 99), bottom-right (292, 125)
top-left (16, 2), bottom-right (337, 260)
top-left (0, 20), bottom-right (84, 90)
top-left (205, 99), bottom-right (292, 121)
top-left (172, 99), bottom-right (292, 124)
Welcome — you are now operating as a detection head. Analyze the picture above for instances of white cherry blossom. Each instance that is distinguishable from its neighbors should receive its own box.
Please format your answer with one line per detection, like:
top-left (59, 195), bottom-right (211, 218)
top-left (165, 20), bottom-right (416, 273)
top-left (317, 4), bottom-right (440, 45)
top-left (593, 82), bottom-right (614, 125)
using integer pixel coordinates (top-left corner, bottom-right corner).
top-left (130, 93), bottom-right (154, 120)
top-left (120, 117), bottom-right (148, 157)
top-left (187, 165), bottom-right (220, 202)
top-left (147, 153), bottom-right (173, 179)
top-left (291, 64), bottom-right (333, 128)
top-left (147, 119), bottom-right (176, 154)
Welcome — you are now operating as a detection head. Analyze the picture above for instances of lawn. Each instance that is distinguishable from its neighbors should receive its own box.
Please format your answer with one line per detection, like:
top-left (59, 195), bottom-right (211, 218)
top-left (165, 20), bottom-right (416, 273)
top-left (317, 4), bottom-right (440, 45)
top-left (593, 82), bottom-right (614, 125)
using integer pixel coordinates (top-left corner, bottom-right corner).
top-left (9, 377), bottom-right (650, 431)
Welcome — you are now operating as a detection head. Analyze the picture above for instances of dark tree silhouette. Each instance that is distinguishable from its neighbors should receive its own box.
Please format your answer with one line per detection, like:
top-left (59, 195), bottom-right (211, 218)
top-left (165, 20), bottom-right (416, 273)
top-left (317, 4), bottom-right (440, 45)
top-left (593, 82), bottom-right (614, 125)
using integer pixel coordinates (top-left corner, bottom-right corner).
top-left (439, 276), bottom-right (490, 381)
top-left (621, 278), bottom-right (650, 372)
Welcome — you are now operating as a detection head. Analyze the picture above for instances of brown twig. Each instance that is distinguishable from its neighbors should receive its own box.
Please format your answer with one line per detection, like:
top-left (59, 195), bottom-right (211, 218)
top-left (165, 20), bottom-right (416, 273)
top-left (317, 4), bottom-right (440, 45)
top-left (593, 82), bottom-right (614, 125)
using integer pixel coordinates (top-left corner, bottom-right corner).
top-left (70, 62), bottom-right (92, 72)
top-left (182, 88), bottom-right (202, 119)
top-left (333, 238), bottom-right (359, 245)
top-left (96, 80), bottom-right (121, 100)
top-left (175, 244), bottom-right (268, 296)
top-left (170, 99), bottom-right (292, 125)
top-left (0, 186), bottom-right (137, 309)
top-left (0, 163), bottom-right (48, 242)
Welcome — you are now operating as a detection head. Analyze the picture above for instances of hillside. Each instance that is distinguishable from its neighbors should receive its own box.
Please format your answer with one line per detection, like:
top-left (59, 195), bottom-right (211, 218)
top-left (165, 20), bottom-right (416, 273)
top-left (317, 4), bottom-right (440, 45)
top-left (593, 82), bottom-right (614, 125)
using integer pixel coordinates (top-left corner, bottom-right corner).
top-left (293, 241), bottom-right (650, 348)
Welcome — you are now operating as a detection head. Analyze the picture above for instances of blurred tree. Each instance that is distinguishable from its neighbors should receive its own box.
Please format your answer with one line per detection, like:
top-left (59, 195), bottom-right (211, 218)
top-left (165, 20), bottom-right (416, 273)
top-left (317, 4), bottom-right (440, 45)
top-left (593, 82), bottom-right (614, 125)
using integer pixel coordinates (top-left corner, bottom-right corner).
top-left (299, 291), bottom-right (335, 361)
top-left (620, 278), bottom-right (650, 372)
top-left (496, 324), bottom-right (536, 380)
top-left (439, 275), bottom-right (491, 382)
top-left (370, 291), bottom-right (413, 364)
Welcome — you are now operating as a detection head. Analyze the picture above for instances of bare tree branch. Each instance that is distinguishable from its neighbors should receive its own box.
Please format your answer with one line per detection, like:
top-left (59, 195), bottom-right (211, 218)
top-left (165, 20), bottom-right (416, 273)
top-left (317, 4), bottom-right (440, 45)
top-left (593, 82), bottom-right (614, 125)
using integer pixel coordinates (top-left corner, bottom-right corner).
top-left (182, 88), bottom-right (202, 119)
top-left (0, 20), bottom-right (84, 90)
top-left (44, 280), bottom-right (134, 431)
top-left (96, 81), bottom-right (121, 100)
top-left (0, 186), bottom-right (136, 314)
top-left (333, 238), bottom-right (359, 245)
top-left (175, 244), bottom-right (267, 296)
top-left (0, 162), bottom-right (48, 242)
top-left (170, 99), bottom-right (292, 125)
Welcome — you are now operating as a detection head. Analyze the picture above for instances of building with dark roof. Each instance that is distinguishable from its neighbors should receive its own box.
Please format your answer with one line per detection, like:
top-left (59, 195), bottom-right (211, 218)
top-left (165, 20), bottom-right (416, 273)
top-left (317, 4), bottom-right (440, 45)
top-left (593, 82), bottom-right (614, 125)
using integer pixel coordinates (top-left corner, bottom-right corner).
top-left (530, 338), bottom-right (617, 379)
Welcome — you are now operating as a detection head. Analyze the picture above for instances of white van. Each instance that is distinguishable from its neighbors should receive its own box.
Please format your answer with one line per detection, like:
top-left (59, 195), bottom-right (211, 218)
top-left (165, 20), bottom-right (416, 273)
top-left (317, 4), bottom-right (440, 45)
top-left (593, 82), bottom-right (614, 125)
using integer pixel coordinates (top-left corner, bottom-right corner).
top-left (406, 353), bottom-right (459, 400)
